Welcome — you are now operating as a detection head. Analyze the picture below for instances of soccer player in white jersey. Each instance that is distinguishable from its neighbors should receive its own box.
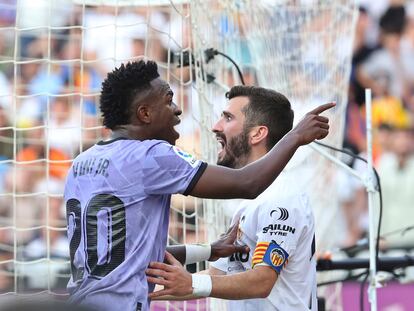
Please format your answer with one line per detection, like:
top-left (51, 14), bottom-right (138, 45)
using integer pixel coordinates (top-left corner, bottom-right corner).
top-left (64, 61), bottom-right (332, 311)
top-left (147, 85), bottom-right (323, 310)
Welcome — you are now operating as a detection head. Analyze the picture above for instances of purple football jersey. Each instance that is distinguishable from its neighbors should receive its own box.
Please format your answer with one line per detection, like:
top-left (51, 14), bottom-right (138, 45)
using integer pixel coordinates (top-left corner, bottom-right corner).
top-left (64, 138), bottom-right (206, 311)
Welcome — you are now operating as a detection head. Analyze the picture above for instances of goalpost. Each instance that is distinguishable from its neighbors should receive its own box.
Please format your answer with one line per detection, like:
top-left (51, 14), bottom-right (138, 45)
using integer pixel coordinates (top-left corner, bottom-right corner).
top-left (0, 0), bottom-right (361, 310)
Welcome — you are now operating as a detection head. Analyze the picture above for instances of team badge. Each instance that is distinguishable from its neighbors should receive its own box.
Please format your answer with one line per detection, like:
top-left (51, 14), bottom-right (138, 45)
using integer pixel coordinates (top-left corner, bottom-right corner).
top-left (269, 248), bottom-right (285, 266)
top-left (172, 146), bottom-right (198, 168)
top-left (263, 242), bottom-right (289, 273)
top-left (252, 241), bottom-right (289, 273)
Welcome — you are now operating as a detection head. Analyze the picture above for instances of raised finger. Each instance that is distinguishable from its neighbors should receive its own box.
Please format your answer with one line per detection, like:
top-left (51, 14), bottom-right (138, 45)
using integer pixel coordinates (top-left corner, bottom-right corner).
top-left (228, 222), bottom-right (240, 236)
top-left (307, 102), bottom-right (335, 115)
top-left (223, 217), bottom-right (239, 236)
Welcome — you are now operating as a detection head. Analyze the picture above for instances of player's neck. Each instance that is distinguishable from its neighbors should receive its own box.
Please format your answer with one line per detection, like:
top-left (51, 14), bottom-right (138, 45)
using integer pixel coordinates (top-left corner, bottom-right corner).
top-left (111, 125), bottom-right (150, 141)
top-left (245, 146), bottom-right (267, 166)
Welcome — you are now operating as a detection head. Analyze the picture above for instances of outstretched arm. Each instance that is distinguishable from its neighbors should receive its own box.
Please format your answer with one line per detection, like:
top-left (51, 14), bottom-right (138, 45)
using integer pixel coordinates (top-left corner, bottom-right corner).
top-left (166, 220), bottom-right (249, 265)
top-left (147, 252), bottom-right (277, 300)
top-left (190, 103), bottom-right (334, 199)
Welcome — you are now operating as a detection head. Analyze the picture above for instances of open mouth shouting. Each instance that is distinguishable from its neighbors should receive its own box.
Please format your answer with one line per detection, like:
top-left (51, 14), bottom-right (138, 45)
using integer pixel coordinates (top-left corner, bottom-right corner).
top-left (216, 134), bottom-right (226, 158)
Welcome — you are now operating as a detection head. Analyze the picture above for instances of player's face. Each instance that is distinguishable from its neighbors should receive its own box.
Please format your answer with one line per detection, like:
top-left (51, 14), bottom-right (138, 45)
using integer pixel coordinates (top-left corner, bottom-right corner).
top-left (150, 79), bottom-right (182, 145)
top-left (212, 96), bottom-right (251, 168)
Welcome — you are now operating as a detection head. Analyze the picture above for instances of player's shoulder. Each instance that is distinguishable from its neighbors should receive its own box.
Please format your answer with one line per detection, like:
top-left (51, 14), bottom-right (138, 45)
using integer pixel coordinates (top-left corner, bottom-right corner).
top-left (262, 183), bottom-right (308, 206)
top-left (94, 138), bottom-right (171, 157)
top-left (146, 141), bottom-right (199, 164)
top-left (258, 186), bottom-right (312, 219)
top-left (71, 144), bottom-right (97, 162)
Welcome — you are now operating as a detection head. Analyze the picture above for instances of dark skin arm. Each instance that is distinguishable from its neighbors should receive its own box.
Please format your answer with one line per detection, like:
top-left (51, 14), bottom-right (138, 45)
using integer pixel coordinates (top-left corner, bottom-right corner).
top-left (190, 103), bottom-right (335, 199)
top-left (166, 220), bottom-right (249, 264)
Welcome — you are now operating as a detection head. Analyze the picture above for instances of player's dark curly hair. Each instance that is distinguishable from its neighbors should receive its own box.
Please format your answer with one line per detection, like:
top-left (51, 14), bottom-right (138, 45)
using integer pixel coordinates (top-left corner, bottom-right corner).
top-left (226, 86), bottom-right (294, 151)
top-left (100, 60), bottom-right (160, 129)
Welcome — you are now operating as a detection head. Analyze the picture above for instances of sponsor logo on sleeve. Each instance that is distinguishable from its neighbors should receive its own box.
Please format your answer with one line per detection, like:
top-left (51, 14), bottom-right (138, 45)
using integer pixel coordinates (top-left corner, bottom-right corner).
top-left (270, 207), bottom-right (289, 221)
top-left (172, 146), bottom-right (199, 168)
top-left (263, 207), bottom-right (294, 236)
top-left (262, 223), bottom-right (296, 236)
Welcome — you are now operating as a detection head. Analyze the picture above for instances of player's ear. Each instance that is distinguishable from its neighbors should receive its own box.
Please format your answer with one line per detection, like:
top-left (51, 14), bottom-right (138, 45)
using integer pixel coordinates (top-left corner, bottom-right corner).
top-left (136, 104), bottom-right (151, 124)
top-left (250, 125), bottom-right (268, 146)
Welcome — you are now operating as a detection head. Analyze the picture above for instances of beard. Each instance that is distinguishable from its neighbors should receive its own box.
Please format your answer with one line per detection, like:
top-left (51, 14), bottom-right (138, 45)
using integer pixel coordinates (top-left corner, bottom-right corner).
top-left (216, 129), bottom-right (251, 169)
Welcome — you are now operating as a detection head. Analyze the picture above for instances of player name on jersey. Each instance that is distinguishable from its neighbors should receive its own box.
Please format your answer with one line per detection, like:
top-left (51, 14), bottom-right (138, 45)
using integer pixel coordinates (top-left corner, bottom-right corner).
top-left (72, 157), bottom-right (110, 178)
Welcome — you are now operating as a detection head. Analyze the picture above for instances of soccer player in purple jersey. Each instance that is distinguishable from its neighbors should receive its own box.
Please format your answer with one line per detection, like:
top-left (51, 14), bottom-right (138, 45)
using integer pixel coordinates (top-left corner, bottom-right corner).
top-left (64, 60), bottom-right (333, 311)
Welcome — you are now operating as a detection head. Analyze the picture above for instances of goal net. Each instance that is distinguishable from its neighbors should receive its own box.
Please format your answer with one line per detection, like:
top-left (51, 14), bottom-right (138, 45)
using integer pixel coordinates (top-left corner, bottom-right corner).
top-left (0, 0), bottom-right (357, 310)
top-left (190, 1), bottom-right (357, 309)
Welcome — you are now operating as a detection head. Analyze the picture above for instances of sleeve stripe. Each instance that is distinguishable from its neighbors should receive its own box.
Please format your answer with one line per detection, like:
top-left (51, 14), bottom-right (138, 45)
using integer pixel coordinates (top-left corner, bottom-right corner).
top-left (252, 242), bottom-right (270, 267)
top-left (253, 251), bottom-right (266, 257)
top-left (183, 162), bottom-right (208, 196)
top-left (252, 242), bottom-right (270, 263)
top-left (253, 249), bottom-right (266, 253)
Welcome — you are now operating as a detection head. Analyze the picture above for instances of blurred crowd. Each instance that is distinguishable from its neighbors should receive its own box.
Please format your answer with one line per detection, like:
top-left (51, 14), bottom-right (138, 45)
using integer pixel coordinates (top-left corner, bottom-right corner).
top-left (341, 0), bottom-right (414, 251)
top-left (0, 0), bottom-right (412, 294)
top-left (0, 0), bottom-right (196, 293)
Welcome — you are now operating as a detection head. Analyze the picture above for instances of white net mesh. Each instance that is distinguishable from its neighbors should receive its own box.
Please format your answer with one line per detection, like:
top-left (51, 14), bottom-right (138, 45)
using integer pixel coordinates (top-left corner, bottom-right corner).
top-left (0, 3), bottom-right (206, 310)
top-left (190, 1), bottom-right (357, 309)
top-left (0, 0), bottom-right (357, 310)
top-left (191, 0), bottom-right (358, 246)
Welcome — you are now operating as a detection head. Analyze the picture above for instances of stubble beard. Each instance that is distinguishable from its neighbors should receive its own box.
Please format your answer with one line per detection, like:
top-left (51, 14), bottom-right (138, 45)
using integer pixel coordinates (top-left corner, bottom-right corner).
top-left (216, 130), bottom-right (251, 169)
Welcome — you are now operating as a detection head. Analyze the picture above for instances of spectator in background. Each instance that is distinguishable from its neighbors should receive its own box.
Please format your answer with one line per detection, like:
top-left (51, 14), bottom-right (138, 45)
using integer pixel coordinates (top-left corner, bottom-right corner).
top-left (337, 144), bottom-right (368, 247)
top-left (47, 97), bottom-right (81, 158)
top-left (59, 27), bottom-right (102, 116)
top-left (15, 123), bottom-right (71, 182)
top-left (23, 178), bottom-right (68, 290)
top-left (0, 0), bottom-right (16, 27)
top-left (0, 104), bottom-right (13, 193)
top-left (401, 10), bottom-right (414, 114)
top-left (0, 207), bottom-right (13, 293)
top-left (369, 68), bottom-right (412, 161)
top-left (350, 6), bottom-right (380, 107)
top-left (377, 124), bottom-right (414, 247)
top-left (357, 5), bottom-right (413, 100)
top-left (0, 122), bottom-right (70, 248)
top-left (0, 105), bottom-right (13, 161)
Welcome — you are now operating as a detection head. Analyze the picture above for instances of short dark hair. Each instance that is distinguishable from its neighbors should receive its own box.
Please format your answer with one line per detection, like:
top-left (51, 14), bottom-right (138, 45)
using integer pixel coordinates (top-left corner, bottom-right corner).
top-left (100, 60), bottom-right (160, 129)
top-left (226, 86), bottom-right (294, 150)
top-left (379, 5), bottom-right (406, 35)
